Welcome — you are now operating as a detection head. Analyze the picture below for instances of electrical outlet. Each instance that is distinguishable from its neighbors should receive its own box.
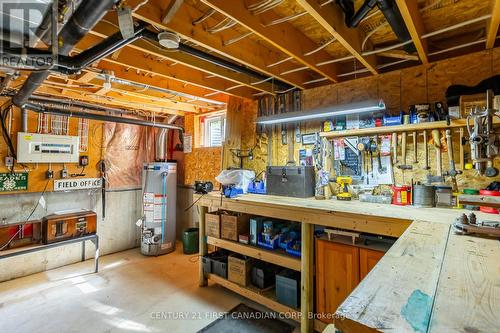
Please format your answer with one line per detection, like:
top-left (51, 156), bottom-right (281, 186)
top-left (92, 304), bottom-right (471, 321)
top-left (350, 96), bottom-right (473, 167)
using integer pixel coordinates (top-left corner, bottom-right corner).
top-left (4, 156), bottom-right (14, 167)
top-left (79, 155), bottom-right (89, 167)
top-left (46, 170), bottom-right (54, 179)
top-left (60, 168), bottom-right (68, 179)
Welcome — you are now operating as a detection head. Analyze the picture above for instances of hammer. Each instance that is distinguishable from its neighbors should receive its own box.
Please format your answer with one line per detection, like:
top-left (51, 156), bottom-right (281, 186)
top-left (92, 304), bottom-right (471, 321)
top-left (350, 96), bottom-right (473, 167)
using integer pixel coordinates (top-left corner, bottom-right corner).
top-left (398, 132), bottom-right (413, 182)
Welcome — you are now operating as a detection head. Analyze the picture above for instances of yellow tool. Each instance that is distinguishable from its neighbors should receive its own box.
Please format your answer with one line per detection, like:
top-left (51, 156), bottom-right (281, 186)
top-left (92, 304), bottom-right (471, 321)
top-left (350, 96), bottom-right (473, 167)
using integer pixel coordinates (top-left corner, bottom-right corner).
top-left (336, 176), bottom-right (352, 201)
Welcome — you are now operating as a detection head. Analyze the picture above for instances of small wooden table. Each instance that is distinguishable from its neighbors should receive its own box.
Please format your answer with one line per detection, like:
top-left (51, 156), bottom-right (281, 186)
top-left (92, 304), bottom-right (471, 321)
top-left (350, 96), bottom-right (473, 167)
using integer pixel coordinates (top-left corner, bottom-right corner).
top-left (0, 234), bottom-right (99, 273)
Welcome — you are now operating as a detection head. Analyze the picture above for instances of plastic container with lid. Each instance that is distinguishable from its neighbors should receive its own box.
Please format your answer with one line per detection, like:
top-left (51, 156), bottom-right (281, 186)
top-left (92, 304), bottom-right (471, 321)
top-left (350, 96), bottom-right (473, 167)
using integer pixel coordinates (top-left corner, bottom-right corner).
top-left (435, 186), bottom-right (453, 207)
top-left (479, 189), bottom-right (500, 214)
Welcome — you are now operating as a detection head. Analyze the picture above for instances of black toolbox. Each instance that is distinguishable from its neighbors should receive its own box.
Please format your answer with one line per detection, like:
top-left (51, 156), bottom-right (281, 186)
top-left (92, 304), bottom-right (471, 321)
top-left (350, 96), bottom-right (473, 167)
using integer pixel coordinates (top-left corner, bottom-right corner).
top-left (266, 166), bottom-right (315, 198)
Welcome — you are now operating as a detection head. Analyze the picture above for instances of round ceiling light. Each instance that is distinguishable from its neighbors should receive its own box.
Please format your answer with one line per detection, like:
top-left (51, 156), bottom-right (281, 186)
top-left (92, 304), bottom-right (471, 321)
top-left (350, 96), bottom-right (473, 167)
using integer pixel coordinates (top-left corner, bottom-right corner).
top-left (158, 31), bottom-right (181, 49)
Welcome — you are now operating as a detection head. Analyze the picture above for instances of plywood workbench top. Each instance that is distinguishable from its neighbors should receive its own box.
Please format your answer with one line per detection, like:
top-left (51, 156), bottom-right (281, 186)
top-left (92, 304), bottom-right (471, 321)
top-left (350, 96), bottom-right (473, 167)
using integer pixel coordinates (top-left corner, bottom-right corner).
top-left (195, 192), bottom-right (500, 226)
top-left (196, 193), bottom-right (500, 333)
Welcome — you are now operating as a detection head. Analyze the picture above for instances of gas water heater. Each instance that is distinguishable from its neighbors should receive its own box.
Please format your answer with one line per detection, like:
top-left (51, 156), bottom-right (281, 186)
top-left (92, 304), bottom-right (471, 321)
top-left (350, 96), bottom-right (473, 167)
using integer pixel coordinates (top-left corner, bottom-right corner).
top-left (141, 162), bottom-right (177, 256)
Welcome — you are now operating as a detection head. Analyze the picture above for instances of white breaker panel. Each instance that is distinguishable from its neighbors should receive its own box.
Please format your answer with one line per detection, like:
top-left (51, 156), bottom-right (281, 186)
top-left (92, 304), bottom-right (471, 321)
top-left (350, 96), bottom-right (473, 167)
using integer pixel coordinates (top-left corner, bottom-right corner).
top-left (17, 132), bottom-right (80, 163)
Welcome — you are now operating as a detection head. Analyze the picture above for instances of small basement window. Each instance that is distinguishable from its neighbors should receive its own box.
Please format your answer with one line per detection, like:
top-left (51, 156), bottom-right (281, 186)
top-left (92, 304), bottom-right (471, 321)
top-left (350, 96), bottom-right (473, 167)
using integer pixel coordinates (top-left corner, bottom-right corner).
top-left (195, 111), bottom-right (226, 148)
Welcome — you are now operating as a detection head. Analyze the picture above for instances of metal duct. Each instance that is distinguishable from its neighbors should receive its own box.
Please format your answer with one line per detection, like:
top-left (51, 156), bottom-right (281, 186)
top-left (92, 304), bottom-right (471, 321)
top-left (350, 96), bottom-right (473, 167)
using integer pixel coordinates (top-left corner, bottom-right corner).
top-left (21, 108), bottom-right (28, 132)
top-left (141, 30), bottom-right (293, 91)
top-left (337, 0), bottom-right (415, 53)
top-left (61, 22), bottom-right (149, 73)
top-left (155, 115), bottom-right (179, 161)
top-left (24, 102), bottom-right (184, 131)
top-left (12, 0), bottom-right (117, 108)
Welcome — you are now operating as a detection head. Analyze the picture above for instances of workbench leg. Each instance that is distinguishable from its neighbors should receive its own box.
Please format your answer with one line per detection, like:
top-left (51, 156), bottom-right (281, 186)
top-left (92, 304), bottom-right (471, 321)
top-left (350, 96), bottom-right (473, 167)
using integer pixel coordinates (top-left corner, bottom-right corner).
top-left (198, 205), bottom-right (208, 287)
top-left (93, 236), bottom-right (99, 273)
top-left (301, 223), bottom-right (313, 333)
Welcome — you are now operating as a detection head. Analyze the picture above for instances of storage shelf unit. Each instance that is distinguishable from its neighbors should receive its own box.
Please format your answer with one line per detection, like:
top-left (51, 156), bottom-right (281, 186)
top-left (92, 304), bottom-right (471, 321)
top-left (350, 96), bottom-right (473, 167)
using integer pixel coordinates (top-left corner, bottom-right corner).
top-left (319, 118), bottom-right (500, 139)
top-left (206, 236), bottom-right (301, 271)
top-left (207, 273), bottom-right (327, 332)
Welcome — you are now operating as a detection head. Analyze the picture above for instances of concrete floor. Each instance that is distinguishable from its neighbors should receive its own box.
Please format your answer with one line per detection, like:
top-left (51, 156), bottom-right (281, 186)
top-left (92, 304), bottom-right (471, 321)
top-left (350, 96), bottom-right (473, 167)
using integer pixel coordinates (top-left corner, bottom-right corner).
top-left (0, 244), bottom-right (299, 333)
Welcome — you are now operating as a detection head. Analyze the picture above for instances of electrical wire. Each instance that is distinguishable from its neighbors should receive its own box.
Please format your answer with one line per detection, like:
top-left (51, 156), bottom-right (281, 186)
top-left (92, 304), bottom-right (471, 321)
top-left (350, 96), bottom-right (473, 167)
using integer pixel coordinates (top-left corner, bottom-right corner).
top-left (184, 193), bottom-right (206, 212)
top-left (0, 179), bottom-right (50, 251)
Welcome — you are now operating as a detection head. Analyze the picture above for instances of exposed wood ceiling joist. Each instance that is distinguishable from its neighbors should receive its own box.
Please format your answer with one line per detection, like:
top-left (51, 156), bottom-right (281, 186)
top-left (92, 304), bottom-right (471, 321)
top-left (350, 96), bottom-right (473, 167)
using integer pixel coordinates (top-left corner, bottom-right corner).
top-left (127, 0), bottom-right (313, 89)
top-left (200, 0), bottom-right (339, 83)
top-left (295, 0), bottom-right (378, 75)
top-left (91, 21), bottom-right (276, 95)
top-left (36, 84), bottom-right (186, 116)
top-left (395, 0), bottom-right (429, 64)
top-left (90, 62), bottom-right (228, 104)
top-left (76, 34), bottom-right (258, 99)
top-left (486, 0), bottom-right (500, 49)
top-left (46, 75), bottom-right (200, 113)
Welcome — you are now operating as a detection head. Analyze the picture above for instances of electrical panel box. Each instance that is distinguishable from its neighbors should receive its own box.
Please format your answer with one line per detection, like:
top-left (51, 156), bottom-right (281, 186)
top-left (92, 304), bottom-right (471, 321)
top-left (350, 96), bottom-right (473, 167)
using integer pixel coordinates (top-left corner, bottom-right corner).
top-left (17, 132), bottom-right (80, 163)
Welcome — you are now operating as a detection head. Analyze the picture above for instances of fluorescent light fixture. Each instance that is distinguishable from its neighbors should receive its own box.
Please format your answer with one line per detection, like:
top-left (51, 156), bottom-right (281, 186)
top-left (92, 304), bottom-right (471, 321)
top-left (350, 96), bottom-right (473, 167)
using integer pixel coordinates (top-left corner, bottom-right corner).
top-left (256, 99), bottom-right (386, 125)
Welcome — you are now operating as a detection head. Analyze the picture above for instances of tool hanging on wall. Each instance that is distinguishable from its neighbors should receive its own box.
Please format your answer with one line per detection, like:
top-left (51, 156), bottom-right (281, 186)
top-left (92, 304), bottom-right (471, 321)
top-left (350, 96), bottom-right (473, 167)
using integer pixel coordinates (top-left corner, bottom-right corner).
top-left (432, 129), bottom-right (442, 176)
top-left (465, 89), bottom-right (499, 177)
top-left (392, 132), bottom-right (398, 164)
top-left (412, 131), bottom-right (418, 164)
top-left (422, 130), bottom-right (430, 170)
top-left (397, 131), bottom-right (412, 183)
top-left (443, 129), bottom-right (462, 192)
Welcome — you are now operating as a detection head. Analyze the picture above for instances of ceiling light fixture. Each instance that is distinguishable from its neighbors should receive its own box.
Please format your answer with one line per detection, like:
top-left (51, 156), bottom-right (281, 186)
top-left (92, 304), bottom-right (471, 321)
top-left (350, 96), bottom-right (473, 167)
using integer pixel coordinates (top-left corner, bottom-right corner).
top-left (255, 99), bottom-right (386, 125)
top-left (158, 31), bottom-right (181, 49)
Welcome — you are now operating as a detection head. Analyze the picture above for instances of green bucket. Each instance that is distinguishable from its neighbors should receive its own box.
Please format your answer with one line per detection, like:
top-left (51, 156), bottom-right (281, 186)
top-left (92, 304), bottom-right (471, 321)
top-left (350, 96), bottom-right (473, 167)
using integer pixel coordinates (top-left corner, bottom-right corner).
top-left (182, 227), bottom-right (199, 254)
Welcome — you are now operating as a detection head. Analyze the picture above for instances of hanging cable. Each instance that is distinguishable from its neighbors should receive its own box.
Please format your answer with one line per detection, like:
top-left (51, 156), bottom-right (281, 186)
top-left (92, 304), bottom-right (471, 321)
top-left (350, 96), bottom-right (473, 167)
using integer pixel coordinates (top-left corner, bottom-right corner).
top-left (207, 18), bottom-right (237, 34)
top-left (264, 11), bottom-right (307, 27)
top-left (193, 9), bottom-right (216, 25)
top-left (223, 31), bottom-right (253, 46)
top-left (304, 38), bottom-right (335, 56)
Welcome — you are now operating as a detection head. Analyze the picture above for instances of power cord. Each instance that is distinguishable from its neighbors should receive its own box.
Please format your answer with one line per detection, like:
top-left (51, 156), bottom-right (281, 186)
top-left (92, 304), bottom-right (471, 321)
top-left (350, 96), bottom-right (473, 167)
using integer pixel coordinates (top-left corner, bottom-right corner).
top-left (184, 193), bottom-right (206, 212)
top-left (0, 179), bottom-right (50, 251)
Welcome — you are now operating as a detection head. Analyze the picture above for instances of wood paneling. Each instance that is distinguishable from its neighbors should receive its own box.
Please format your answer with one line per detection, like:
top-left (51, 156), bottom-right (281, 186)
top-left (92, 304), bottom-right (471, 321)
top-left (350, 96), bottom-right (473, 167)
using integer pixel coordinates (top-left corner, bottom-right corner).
top-left (242, 48), bottom-right (500, 190)
top-left (0, 106), bottom-right (103, 194)
top-left (359, 248), bottom-right (385, 280)
top-left (316, 238), bottom-right (360, 324)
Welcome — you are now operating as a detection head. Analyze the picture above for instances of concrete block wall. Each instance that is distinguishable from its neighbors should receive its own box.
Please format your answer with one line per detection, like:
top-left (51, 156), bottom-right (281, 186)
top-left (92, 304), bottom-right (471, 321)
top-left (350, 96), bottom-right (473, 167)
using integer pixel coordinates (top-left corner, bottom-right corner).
top-left (0, 189), bottom-right (142, 282)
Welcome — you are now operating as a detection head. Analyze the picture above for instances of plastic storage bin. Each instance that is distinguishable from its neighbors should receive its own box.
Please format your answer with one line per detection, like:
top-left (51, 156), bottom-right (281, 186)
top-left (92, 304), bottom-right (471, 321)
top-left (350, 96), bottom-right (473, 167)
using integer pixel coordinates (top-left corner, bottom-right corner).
top-left (276, 269), bottom-right (301, 308)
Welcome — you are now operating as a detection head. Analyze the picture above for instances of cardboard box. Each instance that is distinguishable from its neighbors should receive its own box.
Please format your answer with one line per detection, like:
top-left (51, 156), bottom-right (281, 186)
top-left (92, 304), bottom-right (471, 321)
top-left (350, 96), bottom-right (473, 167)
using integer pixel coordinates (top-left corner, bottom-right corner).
top-left (221, 213), bottom-right (249, 241)
top-left (228, 254), bottom-right (253, 286)
top-left (205, 212), bottom-right (221, 238)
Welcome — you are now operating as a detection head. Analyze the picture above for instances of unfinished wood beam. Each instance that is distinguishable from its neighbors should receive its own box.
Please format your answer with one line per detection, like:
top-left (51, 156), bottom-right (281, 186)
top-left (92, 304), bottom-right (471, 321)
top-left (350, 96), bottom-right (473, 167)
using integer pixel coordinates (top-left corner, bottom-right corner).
top-left (296, 0), bottom-right (378, 75)
top-left (395, 0), bottom-right (428, 64)
top-left (201, 0), bottom-right (339, 83)
top-left (76, 34), bottom-right (257, 100)
top-left (37, 85), bottom-right (186, 116)
top-left (90, 22), bottom-right (276, 95)
top-left (161, 0), bottom-right (184, 24)
top-left (379, 50), bottom-right (419, 61)
top-left (486, 0), bottom-right (500, 49)
top-left (46, 76), bottom-right (199, 113)
top-left (89, 63), bottom-right (228, 105)
top-left (127, 0), bottom-right (312, 89)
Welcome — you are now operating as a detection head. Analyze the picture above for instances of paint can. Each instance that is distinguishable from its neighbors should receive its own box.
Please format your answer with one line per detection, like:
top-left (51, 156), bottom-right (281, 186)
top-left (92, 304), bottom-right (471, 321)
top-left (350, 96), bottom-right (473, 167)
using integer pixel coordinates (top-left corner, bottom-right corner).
top-left (413, 184), bottom-right (435, 208)
top-left (392, 185), bottom-right (411, 206)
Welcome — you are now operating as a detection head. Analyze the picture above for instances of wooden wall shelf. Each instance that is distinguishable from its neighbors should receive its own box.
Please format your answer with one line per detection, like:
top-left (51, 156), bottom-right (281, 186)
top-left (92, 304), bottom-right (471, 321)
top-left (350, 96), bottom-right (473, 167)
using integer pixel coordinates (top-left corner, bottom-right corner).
top-left (207, 236), bottom-right (301, 271)
top-left (319, 118), bottom-right (500, 139)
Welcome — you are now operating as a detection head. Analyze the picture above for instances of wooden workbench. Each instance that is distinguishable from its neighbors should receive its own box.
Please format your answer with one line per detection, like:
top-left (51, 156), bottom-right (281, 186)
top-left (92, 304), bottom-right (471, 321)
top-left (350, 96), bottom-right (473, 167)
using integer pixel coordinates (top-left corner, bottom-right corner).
top-left (195, 193), bottom-right (500, 333)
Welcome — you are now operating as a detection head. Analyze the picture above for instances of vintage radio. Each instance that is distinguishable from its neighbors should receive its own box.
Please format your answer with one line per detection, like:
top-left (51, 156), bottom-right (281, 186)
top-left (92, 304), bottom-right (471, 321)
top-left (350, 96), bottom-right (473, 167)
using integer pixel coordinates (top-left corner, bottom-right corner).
top-left (0, 221), bottom-right (42, 250)
top-left (42, 211), bottom-right (97, 244)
